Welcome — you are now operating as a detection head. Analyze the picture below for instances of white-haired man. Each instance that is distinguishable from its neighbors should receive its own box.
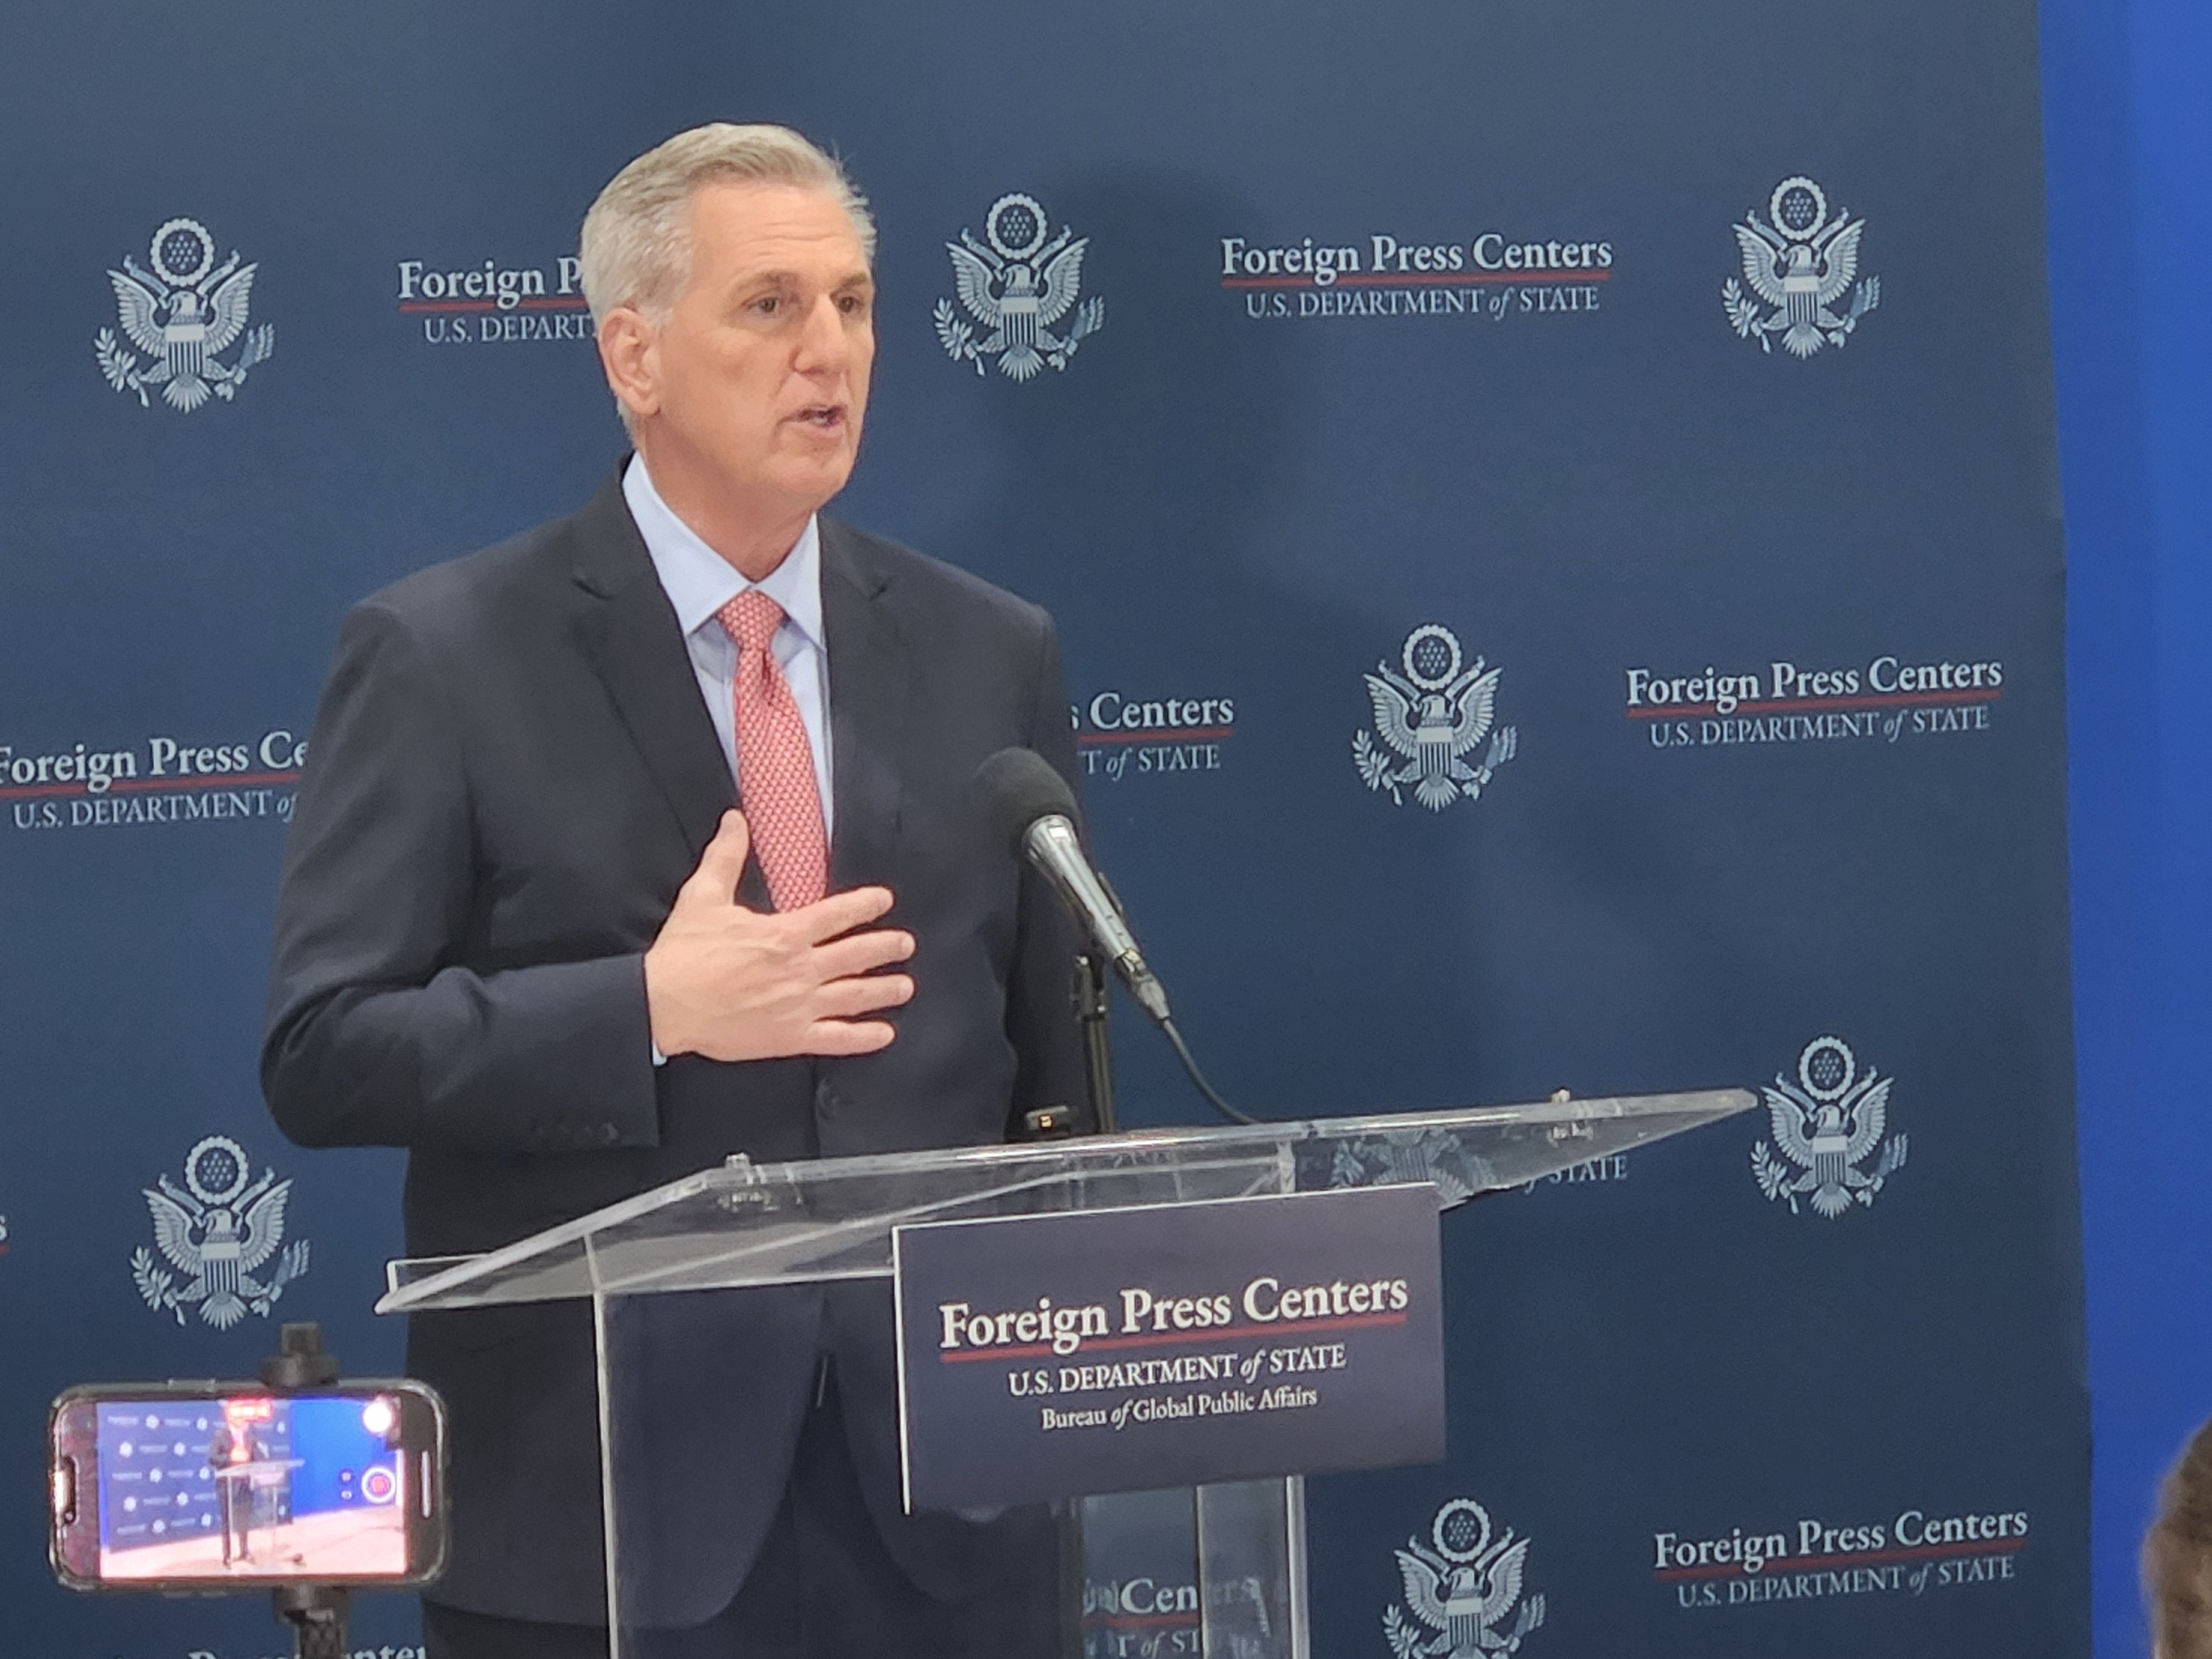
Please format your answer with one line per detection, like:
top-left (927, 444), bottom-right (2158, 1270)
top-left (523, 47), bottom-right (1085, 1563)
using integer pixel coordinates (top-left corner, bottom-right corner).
top-left (264, 124), bottom-right (1086, 1658)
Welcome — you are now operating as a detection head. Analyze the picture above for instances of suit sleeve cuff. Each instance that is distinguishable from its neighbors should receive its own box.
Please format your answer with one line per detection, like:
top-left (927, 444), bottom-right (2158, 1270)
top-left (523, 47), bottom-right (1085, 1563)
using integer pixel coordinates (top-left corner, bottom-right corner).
top-left (487, 952), bottom-right (662, 1153)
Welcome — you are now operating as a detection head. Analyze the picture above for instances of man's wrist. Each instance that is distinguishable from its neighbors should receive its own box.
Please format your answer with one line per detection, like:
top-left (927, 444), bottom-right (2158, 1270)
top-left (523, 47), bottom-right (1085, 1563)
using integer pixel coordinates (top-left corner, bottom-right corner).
top-left (641, 942), bottom-right (685, 1062)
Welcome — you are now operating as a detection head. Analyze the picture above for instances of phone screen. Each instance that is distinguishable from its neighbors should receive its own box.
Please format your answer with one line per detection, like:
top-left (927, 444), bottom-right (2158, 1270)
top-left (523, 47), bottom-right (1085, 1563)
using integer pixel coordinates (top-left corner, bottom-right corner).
top-left (51, 1383), bottom-right (444, 1589)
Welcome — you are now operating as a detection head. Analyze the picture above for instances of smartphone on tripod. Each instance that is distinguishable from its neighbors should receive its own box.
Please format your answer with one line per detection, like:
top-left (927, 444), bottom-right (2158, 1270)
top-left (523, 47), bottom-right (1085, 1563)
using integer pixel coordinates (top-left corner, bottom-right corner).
top-left (50, 1379), bottom-right (447, 1592)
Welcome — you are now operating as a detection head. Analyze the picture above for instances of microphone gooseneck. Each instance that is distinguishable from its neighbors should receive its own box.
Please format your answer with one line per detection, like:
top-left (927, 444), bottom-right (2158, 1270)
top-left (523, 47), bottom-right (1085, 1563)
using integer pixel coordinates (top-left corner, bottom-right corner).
top-left (971, 748), bottom-right (1253, 1126)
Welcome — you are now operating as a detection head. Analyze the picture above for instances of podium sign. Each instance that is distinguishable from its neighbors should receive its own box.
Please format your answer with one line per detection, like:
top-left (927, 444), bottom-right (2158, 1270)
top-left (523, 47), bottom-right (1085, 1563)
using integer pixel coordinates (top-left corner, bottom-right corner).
top-left (893, 1184), bottom-right (1446, 1511)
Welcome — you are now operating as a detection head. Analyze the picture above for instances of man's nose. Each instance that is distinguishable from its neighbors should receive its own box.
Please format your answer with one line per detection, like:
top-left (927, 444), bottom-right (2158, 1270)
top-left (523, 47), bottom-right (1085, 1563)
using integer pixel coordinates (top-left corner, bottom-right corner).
top-left (793, 295), bottom-right (853, 374)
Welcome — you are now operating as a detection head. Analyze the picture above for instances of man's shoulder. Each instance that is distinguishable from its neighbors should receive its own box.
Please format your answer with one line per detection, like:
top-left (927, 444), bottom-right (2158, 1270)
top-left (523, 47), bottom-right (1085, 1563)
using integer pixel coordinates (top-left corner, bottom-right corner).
top-left (362, 517), bottom-right (572, 623)
top-left (349, 486), bottom-right (615, 652)
top-left (826, 517), bottom-right (1052, 643)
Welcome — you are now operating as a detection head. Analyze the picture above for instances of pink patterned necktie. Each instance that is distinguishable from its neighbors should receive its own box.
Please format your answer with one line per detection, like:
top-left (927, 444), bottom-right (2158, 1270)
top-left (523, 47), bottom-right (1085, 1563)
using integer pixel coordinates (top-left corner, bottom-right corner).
top-left (716, 590), bottom-right (827, 911)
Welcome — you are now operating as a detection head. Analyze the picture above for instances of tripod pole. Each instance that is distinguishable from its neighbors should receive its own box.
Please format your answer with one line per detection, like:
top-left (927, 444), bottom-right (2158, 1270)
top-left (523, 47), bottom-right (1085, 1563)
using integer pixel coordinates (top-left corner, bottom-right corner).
top-left (262, 1325), bottom-right (351, 1659)
top-left (274, 1583), bottom-right (350, 1659)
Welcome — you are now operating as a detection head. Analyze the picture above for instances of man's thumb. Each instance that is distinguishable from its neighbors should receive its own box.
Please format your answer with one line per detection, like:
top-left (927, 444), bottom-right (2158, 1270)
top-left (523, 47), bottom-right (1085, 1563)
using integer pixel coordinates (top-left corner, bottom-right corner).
top-left (684, 810), bottom-right (752, 903)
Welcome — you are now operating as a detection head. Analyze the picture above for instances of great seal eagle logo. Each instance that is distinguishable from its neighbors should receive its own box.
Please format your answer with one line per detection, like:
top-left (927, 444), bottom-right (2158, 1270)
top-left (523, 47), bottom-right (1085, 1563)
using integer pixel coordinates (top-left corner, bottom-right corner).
top-left (935, 194), bottom-right (1105, 380)
top-left (1751, 1035), bottom-right (1910, 1217)
top-left (131, 1136), bottom-right (310, 1329)
top-left (1721, 177), bottom-right (1880, 358)
top-left (1385, 1496), bottom-right (1547, 1657)
top-left (1354, 625), bottom-right (1518, 811)
top-left (95, 218), bottom-right (275, 411)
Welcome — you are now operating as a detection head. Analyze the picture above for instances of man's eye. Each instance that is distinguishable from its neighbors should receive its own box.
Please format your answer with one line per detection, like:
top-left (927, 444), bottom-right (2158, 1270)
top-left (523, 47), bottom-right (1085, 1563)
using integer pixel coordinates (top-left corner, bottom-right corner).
top-left (752, 295), bottom-right (782, 315)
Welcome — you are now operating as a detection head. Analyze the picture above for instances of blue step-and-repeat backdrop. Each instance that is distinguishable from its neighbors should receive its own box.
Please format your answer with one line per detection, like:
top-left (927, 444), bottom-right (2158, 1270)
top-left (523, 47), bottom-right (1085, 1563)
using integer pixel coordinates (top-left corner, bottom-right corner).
top-left (0, 0), bottom-right (2084, 1654)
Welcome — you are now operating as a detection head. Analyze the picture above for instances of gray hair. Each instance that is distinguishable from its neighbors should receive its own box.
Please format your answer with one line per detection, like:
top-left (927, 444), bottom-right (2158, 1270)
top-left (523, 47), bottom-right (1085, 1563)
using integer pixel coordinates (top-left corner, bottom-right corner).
top-left (580, 123), bottom-right (875, 329)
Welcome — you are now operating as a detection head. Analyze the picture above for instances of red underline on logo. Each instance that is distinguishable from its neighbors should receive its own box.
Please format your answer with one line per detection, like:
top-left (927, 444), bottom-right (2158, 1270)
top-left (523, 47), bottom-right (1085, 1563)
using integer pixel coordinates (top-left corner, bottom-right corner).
top-left (1220, 270), bottom-right (1611, 290)
top-left (0, 770), bottom-right (301, 802)
top-left (1623, 690), bottom-right (2002, 720)
top-left (939, 1309), bottom-right (1407, 1364)
top-left (1084, 1613), bottom-right (1201, 1630)
top-left (1075, 726), bottom-right (1235, 748)
top-left (1653, 1536), bottom-right (2025, 1582)
top-left (397, 299), bottom-right (590, 314)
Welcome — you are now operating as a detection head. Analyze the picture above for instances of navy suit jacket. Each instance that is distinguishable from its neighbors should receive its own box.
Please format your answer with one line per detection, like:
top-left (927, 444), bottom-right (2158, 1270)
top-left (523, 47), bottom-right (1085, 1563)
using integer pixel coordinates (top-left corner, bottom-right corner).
top-left (262, 469), bottom-right (1085, 1625)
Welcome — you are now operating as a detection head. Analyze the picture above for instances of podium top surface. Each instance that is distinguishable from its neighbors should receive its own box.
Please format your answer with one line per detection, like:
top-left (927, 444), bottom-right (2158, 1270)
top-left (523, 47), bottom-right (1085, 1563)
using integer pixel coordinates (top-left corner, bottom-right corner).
top-left (377, 1088), bottom-right (1751, 1315)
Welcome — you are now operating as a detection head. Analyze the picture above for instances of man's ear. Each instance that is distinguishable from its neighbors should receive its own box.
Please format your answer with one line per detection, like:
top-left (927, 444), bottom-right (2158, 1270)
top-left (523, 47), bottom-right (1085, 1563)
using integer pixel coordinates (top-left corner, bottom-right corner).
top-left (598, 306), bottom-right (661, 425)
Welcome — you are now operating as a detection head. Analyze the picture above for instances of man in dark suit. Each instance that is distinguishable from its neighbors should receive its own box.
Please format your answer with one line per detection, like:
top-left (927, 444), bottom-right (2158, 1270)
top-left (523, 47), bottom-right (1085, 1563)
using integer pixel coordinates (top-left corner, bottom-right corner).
top-left (262, 123), bottom-right (1084, 1658)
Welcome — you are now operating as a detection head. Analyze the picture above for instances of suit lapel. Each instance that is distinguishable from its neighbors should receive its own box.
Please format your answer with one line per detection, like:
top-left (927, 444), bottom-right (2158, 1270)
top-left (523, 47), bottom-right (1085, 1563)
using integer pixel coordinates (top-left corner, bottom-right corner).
top-left (567, 469), bottom-right (735, 858)
top-left (820, 518), bottom-right (907, 892)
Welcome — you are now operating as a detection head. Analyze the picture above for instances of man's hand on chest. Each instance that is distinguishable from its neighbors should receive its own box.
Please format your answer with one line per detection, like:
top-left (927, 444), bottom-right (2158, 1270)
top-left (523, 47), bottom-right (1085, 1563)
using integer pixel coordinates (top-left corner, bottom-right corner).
top-left (643, 809), bottom-right (916, 1062)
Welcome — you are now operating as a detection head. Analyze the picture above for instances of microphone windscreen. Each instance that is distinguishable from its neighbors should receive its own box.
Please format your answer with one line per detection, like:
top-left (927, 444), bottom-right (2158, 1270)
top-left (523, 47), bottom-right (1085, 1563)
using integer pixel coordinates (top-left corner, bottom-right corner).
top-left (972, 747), bottom-right (1078, 855)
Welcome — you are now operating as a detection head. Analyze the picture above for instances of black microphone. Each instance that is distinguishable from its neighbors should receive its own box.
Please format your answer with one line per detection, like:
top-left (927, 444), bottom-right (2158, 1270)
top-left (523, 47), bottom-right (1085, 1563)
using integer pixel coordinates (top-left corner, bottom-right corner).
top-left (973, 747), bottom-right (1170, 1022)
top-left (972, 748), bottom-right (1251, 1125)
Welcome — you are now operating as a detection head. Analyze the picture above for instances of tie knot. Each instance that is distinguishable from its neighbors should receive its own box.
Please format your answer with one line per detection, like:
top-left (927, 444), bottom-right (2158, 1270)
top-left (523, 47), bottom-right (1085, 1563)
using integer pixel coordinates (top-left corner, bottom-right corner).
top-left (718, 589), bottom-right (785, 654)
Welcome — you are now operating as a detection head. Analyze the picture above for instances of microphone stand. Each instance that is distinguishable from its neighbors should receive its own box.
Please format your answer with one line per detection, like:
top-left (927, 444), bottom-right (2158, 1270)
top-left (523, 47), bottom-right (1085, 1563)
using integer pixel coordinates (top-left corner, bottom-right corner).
top-left (1072, 953), bottom-right (1117, 1134)
top-left (1059, 956), bottom-right (1115, 1658)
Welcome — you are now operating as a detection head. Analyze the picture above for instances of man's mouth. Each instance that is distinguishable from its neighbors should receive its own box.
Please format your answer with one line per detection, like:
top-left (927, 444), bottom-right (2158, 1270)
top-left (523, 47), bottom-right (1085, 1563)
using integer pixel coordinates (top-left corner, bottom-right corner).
top-left (792, 403), bottom-right (847, 431)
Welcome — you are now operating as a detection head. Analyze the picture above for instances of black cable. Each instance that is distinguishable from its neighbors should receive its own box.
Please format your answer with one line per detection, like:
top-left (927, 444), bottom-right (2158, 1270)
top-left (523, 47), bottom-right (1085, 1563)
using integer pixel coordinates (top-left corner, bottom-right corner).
top-left (1159, 1016), bottom-right (1256, 1126)
top-left (1066, 845), bottom-right (1252, 1128)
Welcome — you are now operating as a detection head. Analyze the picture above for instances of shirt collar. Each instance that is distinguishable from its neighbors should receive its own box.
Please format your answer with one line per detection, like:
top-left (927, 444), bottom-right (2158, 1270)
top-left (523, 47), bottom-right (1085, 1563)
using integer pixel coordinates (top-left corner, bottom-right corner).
top-left (622, 454), bottom-right (825, 651)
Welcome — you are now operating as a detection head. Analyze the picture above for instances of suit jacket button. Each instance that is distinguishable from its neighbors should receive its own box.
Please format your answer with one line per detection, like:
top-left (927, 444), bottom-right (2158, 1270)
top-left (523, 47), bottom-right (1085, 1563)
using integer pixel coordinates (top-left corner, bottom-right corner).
top-left (815, 1081), bottom-right (838, 1119)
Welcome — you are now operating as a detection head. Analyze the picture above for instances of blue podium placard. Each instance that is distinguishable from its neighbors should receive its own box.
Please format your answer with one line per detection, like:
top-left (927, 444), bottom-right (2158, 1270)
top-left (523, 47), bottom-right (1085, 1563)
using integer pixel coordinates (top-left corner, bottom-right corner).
top-left (893, 1184), bottom-right (1445, 1512)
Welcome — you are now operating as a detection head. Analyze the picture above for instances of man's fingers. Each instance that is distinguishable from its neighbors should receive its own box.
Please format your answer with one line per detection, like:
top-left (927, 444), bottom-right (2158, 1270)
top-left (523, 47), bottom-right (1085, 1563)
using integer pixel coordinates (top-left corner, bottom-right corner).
top-left (813, 973), bottom-right (915, 1019)
top-left (799, 1019), bottom-right (898, 1056)
top-left (811, 930), bottom-right (916, 981)
top-left (681, 811), bottom-right (753, 905)
top-left (791, 885), bottom-right (897, 943)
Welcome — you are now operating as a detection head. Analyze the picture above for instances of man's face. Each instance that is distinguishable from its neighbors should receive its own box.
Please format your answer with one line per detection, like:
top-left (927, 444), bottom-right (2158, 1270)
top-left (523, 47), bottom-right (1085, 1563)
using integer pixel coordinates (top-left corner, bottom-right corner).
top-left (618, 181), bottom-right (875, 519)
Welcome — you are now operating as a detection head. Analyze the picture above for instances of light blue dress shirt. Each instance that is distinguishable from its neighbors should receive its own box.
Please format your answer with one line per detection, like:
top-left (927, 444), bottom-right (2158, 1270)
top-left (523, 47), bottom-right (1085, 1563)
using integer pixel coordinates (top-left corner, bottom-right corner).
top-left (622, 455), bottom-right (834, 837)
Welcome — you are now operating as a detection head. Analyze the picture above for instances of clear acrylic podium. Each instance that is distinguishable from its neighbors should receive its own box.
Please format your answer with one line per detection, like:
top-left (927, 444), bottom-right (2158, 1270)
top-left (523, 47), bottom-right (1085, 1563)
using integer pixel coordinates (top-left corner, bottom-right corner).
top-left (379, 1089), bottom-right (1749, 1658)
